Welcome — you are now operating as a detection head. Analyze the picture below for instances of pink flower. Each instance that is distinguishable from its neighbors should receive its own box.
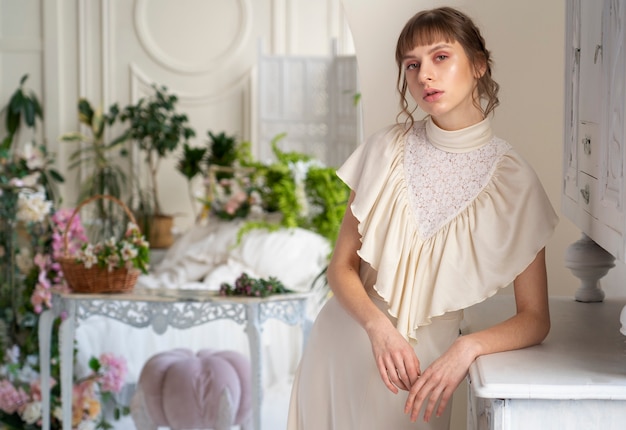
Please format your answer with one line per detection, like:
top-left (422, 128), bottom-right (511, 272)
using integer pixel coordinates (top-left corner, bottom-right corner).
top-left (51, 209), bottom-right (87, 258)
top-left (97, 353), bottom-right (127, 393)
top-left (29, 378), bottom-right (55, 402)
top-left (0, 380), bottom-right (30, 414)
top-left (33, 253), bottom-right (49, 271)
top-left (30, 284), bottom-right (52, 314)
top-left (224, 191), bottom-right (248, 215)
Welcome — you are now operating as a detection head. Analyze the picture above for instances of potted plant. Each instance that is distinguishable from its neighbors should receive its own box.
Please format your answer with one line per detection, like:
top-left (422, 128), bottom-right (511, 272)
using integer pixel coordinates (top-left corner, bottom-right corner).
top-left (177, 130), bottom-right (252, 221)
top-left (119, 84), bottom-right (196, 248)
top-left (60, 99), bottom-right (129, 240)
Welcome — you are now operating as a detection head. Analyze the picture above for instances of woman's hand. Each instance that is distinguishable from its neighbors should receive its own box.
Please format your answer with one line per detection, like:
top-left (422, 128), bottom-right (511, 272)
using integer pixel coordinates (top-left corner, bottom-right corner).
top-left (404, 248), bottom-right (550, 423)
top-left (367, 319), bottom-right (421, 394)
top-left (404, 337), bottom-right (476, 423)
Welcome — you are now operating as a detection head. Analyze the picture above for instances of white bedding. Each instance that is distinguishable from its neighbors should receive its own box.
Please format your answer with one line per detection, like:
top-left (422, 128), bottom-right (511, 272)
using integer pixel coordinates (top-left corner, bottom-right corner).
top-left (73, 220), bottom-right (331, 429)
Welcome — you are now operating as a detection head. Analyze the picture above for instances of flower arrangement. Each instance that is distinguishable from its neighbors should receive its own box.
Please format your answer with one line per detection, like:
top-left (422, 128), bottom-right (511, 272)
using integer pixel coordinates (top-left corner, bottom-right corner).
top-left (0, 346), bottom-right (128, 430)
top-left (73, 222), bottom-right (150, 274)
top-left (235, 133), bottom-right (350, 246)
top-left (180, 131), bottom-right (350, 246)
top-left (1, 75), bottom-right (131, 430)
top-left (219, 272), bottom-right (292, 298)
top-left (205, 166), bottom-right (264, 221)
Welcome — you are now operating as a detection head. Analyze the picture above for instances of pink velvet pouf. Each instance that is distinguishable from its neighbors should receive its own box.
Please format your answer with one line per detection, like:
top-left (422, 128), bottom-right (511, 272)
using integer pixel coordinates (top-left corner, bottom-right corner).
top-left (130, 348), bottom-right (252, 430)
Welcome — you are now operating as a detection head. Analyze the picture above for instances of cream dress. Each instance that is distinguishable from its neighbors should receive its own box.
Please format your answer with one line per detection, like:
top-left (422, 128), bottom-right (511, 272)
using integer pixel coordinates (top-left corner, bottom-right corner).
top-left (287, 117), bottom-right (558, 430)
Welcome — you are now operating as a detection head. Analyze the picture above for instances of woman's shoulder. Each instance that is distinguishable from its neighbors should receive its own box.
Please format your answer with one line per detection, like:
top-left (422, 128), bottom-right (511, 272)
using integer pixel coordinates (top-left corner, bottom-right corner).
top-left (362, 120), bottom-right (423, 149)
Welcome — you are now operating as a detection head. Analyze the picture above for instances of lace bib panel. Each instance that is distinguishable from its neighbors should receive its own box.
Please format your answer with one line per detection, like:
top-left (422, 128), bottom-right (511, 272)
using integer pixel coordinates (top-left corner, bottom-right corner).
top-left (404, 124), bottom-right (511, 239)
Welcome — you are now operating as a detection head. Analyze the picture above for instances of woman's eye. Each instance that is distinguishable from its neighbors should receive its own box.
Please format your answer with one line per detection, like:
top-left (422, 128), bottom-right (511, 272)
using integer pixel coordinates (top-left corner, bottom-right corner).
top-left (435, 54), bottom-right (448, 61)
top-left (406, 63), bottom-right (419, 71)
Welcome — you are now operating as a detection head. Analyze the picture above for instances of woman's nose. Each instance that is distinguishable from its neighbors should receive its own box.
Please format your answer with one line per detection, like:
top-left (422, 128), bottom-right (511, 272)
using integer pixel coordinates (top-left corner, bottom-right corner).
top-left (418, 63), bottom-right (433, 84)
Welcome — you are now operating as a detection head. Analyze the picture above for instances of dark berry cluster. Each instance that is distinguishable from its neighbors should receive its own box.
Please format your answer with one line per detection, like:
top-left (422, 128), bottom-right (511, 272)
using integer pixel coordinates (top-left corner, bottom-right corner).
top-left (219, 272), bottom-right (291, 298)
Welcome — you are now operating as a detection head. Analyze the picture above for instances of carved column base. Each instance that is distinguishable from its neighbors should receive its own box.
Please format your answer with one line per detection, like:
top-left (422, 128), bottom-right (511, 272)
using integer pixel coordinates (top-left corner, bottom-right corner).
top-left (565, 234), bottom-right (615, 302)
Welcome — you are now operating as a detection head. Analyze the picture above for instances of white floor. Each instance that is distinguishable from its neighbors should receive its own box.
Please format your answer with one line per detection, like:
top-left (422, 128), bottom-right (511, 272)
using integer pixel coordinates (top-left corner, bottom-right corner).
top-left (109, 378), bottom-right (469, 430)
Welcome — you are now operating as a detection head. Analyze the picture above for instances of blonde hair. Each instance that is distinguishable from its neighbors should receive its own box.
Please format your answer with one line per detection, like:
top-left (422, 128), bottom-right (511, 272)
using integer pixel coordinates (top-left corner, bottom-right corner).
top-left (395, 7), bottom-right (500, 129)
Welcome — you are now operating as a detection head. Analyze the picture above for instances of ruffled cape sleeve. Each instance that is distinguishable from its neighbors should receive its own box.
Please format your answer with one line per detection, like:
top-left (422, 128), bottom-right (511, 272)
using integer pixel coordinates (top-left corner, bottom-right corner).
top-left (337, 125), bottom-right (559, 341)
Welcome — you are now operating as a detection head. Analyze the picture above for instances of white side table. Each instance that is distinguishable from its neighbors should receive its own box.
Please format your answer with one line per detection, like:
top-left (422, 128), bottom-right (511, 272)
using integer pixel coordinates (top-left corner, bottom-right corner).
top-left (464, 295), bottom-right (626, 430)
top-left (38, 288), bottom-right (312, 430)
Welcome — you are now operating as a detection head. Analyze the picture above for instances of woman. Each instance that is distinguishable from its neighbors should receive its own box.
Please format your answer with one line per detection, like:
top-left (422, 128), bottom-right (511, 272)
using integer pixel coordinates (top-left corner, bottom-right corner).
top-left (287, 7), bottom-right (558, 429)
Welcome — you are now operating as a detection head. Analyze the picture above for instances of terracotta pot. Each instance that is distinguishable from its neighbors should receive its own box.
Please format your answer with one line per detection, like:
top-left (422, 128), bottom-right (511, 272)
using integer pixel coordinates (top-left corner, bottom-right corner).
top-left (140, 215), bottom-right (174, 249)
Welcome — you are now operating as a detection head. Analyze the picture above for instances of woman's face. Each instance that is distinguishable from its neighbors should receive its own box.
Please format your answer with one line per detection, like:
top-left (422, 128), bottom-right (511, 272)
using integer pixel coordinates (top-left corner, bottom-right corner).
top-left (401, 39), bottom-right (483, 130)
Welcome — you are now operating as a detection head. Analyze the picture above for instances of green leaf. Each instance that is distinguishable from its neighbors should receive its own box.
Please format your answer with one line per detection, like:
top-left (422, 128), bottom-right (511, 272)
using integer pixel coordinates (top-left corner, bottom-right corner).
top-left (88, 356), bottom-right (101, 372)
top-left (106, 131), bottom-right (130, 149)
top-left (24, 99), bottom-right (36, 127)
top-left (8, 90), bottom-right (25, 113)
top-left (48, 169), bottom-right (65, 183)
top-left (59, 131), bottom-right (88, 142)
top-left (1, 135), bottom-right (13, 150)
top-left (77, 98), bottom-right (94, 125)
top-left (6, 110), bottom-right (20, 135)
top-left (33, 95), bottom-right (43, 120)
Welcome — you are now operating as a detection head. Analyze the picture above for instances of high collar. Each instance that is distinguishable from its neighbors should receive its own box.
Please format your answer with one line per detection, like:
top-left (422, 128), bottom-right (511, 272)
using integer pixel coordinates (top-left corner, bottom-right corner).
top-left (425, 116), bottom-right (493, 153)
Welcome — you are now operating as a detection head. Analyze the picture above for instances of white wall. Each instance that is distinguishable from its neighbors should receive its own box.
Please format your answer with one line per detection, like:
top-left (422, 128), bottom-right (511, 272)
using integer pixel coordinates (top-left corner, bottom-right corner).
top-left (1, 0), bottom-right (354, 232)
top-left (339, 0), bottom-right (624, 300)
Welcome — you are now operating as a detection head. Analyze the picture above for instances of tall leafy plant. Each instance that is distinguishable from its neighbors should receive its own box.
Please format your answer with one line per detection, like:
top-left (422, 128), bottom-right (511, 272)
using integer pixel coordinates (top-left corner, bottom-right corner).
top-left (119, 84), bottom-right (196, 216)
top-left (60, 99), bottom-right (129, 239)
top-left (60, 99), bottom-right (128, 201)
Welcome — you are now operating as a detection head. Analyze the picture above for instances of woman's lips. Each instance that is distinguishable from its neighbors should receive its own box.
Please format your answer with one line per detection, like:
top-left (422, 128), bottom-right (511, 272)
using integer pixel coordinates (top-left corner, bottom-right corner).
top-left (423, 88), bottom-right (443, 102)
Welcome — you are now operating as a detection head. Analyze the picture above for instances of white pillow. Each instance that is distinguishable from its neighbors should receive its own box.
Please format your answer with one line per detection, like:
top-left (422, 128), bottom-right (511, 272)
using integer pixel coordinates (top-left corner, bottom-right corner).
top-left (225, 227), bottom-right (330, 292)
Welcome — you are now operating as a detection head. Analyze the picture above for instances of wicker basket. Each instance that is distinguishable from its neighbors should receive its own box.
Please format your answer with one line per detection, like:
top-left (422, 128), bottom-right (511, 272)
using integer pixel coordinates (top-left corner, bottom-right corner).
top-left (59, 194), bottom-right (141, 294)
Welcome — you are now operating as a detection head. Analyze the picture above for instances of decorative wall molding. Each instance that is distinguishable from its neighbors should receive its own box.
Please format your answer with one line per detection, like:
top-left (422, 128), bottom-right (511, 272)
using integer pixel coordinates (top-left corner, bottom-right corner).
top-left (102, 0), bottom-right (113, 109)
top-left (129, 63), bottom-right (252, 106)
top-left (133, 0), bottom-right (252, 74)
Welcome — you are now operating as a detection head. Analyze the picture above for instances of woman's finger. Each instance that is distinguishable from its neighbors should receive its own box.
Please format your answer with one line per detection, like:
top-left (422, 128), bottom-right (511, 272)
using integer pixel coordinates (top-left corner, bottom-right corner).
top-left (394, 364), bottom-right (411, 390)
top-left (377, 358), bottom-right (399, 394)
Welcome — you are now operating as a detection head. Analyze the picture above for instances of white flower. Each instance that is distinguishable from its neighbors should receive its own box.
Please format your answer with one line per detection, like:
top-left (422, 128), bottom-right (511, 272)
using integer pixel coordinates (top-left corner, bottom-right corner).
top-left (77, 420), bottom-right (97, 430)
top-left (16, 191), bottom-right (52, 223)
top-left (294, 182), bottom-right (309, 218)
top-left (17, 363), bottom-right (38, 383)
top-left (6, 345), bottom-right (20, 364)
top-left (106, 254), bottom-right (120, 272)
top-left (15, 248), bottom-right (34, 275)
top-left (81, 252), bottom-right (98, 269)
top-left (134, 236), bottom-right (149, 248)
top-left (126, 222), bottom-right (139, 233)
top-left (120, 243), bottom-right (137, 261)
top-left (20, 401), bottom-right (42, 424)
top-left (20, 141), bottom-right (46, 170)
top-left (52, 406), bottom-right (63, 422)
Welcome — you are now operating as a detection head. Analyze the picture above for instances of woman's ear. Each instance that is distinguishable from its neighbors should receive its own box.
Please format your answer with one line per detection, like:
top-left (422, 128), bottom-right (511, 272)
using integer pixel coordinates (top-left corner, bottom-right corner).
top-left (474, 60), bottom-right (487, 79)
top-left (474, 54), bottom-right (488, 79)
